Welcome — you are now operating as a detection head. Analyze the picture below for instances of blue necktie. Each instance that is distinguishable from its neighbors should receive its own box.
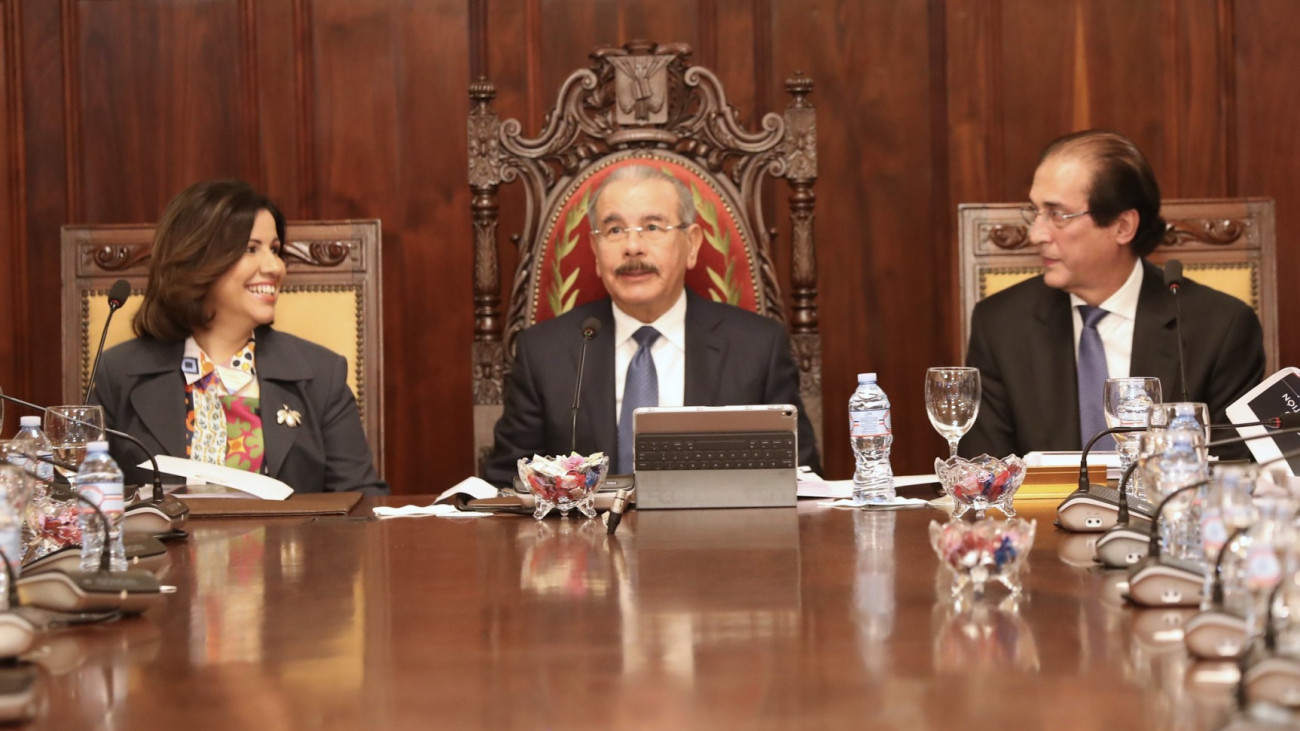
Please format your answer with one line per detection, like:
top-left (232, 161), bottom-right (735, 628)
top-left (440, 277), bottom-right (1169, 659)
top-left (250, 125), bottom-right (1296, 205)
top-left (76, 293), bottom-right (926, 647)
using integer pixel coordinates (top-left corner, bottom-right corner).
top-left (1077, 305), bottom-right (1114, 450)
top-left (618, 326), bottom-right (660, 474)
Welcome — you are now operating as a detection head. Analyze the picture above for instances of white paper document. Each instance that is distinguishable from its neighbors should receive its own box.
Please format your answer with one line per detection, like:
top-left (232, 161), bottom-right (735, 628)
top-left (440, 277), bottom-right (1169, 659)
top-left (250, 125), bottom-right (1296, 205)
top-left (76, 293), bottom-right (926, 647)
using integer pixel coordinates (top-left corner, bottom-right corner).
top-left (434, 476), bottom-right (500, 504)
top-left (142, 455), bottom-right (293, 501)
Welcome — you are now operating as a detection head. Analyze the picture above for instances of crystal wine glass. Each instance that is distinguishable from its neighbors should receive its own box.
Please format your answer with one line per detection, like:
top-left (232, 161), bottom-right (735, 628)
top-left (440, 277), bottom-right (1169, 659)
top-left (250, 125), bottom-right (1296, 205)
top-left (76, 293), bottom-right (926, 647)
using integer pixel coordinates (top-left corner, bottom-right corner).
top-left (44, 405), bottom-right (105, 479)
top-left (1103, 377), bottom-right (1161, 500)
top-left (925, 367), bottom-right (981, 458)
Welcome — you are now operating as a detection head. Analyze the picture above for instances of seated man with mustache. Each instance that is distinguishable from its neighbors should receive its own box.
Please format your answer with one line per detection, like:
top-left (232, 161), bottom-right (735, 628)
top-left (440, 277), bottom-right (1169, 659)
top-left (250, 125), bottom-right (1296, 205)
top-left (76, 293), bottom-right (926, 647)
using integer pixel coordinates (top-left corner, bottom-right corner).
top-left (483, 164), bottom-right (821, 485)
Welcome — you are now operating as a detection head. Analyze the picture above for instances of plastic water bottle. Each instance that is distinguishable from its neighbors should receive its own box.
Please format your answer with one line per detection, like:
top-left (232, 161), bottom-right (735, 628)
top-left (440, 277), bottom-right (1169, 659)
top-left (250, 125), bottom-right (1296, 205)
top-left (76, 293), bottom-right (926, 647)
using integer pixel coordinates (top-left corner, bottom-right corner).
top-left (0, 464), bottom-right (23, 609)
top-left (850, 373), bottom-right (895, 504)
top-left (11, 415), bottom-right (55, 487)
top-left (76, 441), bottom-right (126, 572)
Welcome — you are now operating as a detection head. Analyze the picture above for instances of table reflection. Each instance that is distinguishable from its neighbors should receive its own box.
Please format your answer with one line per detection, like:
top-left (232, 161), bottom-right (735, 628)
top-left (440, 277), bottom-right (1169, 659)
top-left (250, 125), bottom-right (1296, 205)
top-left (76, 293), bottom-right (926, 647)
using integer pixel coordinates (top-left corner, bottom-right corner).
top-left (854, 510), bottom-right (895, 672)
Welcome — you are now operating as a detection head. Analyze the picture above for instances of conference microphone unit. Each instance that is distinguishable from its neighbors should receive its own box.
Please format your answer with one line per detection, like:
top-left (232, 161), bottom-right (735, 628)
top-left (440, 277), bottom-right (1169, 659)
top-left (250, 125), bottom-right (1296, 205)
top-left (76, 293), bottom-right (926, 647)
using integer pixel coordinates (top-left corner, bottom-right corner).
top-left (1094, 422), bottom-right (1300, 569)
top-left (1237, 580), bottom-right (1300, 712)
top-left (1092, 462), bottom-right (1153, 568)
top-left (1056, 425), bottom-right (1149, 533)
top-left (1184, 525), bottom-right (1252, 661)
top-left (1126, 444), bottom-right (1300, 609)
top-left (0, 392), bottom-right (189, 537)
top-left (1164, 260), bottom-right (1190, 402)
top-left (0, 550), bottom-right (38, 726)
top-left (16, 493), bottom-right (169, 616)
top-left (83, 279), bottom-right (131, 404)
top-left (570, 317), bottom-right (601, 455)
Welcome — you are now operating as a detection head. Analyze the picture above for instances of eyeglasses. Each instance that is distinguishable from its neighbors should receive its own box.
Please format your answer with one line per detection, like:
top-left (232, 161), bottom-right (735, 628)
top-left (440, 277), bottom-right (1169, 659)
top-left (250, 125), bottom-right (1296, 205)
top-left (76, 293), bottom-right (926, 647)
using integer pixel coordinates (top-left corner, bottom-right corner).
top-left (1019, 205), bottom-right (1092, 228)
top-left (591, 223), bottom-right (689, 244)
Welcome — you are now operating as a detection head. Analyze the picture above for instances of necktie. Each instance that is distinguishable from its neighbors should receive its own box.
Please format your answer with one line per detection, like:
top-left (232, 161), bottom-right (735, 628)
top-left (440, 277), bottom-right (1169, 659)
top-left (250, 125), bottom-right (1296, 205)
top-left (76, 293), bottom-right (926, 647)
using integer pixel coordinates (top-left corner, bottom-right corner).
top-left (618, 326), bottom-right (661, 474)
top-left (1077, 305), bottom-right (1114, 450)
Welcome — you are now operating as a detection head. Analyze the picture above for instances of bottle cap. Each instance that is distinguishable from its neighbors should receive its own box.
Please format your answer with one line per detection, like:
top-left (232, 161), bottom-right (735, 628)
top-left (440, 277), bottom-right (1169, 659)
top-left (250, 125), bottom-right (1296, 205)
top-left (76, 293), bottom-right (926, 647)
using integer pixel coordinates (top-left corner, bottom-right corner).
top-left (19, 416), bottom-right (40, 427)
top-left (86, 441), bottom-right (109, 452)
top-left (858, 373), bottom-right (877, 384)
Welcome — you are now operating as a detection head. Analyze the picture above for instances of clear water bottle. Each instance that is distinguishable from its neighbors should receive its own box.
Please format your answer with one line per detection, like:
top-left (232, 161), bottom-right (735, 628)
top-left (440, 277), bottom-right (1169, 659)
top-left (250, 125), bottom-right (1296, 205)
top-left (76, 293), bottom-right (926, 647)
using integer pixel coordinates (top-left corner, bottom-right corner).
top-left (0, 464), bottom-right (24, 610)
top-left (12, 415), bottom-right (55, 488)
top-left (850, 372), bottom-right (895, 504)
top-left (76, 441), bottom-right (126, 572)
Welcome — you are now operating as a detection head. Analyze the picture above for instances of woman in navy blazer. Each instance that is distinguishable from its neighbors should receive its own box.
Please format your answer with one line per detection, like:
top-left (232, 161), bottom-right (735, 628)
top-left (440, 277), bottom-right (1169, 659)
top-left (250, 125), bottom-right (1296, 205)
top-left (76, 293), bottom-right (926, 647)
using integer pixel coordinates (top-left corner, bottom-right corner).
top-left (91, 181), bottom-right (386, 495)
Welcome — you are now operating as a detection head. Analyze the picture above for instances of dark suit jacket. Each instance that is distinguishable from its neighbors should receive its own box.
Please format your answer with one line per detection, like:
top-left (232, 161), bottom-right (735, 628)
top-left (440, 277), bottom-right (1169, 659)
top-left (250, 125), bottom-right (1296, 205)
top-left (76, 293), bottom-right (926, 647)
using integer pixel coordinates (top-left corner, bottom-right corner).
top-left (90, 326), bottom-right (388, 495)
top-left (484, 292), bottom-right (821, 486)
top-left (962, 259), bottom-right (1264, 460)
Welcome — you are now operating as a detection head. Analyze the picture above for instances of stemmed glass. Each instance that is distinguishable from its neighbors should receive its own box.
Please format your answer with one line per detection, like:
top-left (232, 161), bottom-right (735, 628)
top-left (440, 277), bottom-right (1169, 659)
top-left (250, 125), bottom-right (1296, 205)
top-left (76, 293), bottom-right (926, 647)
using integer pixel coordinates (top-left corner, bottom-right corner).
top-left (925, 367), bottom-right (981, 458)
top-left (1103, 377), bottom-right (1161, 498)
top-left (44, 405), bottom-right (105, 479)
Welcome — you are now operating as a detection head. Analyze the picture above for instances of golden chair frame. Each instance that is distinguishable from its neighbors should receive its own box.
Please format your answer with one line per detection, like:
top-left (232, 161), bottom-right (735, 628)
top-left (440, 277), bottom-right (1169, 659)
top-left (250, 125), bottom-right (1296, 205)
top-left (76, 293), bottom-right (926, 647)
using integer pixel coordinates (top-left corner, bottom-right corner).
top-left (468, 40), bottom-right (821, 471)
top-left (957, 198), bottom-right (1278, 373)
top-left (61, 220), bottom-right (385, 473)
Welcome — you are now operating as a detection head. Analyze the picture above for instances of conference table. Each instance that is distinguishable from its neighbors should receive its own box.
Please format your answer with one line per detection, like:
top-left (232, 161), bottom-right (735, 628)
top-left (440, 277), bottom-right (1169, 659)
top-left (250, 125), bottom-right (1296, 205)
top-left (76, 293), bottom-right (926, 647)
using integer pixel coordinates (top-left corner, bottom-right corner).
top-left (23, 496), bottom-right (1246, 729)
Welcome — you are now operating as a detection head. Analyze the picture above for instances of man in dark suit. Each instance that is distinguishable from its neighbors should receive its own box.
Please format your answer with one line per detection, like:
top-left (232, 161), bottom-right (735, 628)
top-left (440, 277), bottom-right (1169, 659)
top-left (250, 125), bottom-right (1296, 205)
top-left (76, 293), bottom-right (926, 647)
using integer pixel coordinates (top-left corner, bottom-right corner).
top-left (484, 164), bottom-right (819, 486)
top-left (962, 130), bottom-right (1264, 460)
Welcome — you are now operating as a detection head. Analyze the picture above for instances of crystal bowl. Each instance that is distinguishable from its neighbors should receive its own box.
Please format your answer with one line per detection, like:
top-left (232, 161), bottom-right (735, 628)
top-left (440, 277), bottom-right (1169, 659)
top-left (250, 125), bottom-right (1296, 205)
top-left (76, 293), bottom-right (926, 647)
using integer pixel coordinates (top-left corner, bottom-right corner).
top-left (930, 517), bottom-right (1036, 599)
top-left (517, 453), bottom-right (609, 520)
top-left (934, 453), bottom-right (1026, 519)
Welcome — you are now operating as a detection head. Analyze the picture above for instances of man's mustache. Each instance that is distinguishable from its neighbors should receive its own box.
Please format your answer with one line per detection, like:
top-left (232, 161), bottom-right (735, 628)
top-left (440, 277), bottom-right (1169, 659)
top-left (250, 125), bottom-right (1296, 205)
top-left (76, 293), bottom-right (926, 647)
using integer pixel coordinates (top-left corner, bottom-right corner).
top-left (615, 260), bottom-right (659, 276)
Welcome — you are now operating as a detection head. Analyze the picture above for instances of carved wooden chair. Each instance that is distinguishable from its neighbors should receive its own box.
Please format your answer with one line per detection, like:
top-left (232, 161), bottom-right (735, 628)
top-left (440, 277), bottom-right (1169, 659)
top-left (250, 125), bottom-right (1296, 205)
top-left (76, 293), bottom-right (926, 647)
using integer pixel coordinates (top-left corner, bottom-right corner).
top-left (957, 198), bottom-right (1278, 372)
top-left (468, 40), bottom-right (820, 472)
top-left (61, 220), bottom-right (386, 473)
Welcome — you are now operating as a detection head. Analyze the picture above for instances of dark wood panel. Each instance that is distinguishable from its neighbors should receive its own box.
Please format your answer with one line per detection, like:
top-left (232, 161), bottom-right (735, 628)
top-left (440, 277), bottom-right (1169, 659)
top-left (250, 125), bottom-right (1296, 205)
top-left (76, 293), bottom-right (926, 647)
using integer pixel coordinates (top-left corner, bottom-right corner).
top-left (1, 0), bottom-right (23, 434)
top-left (772, 0), bottom-right (951, 477)
top-left (1235, 0), bottom-right (1300, 370)
top-left (74, 0), bottom-right (255, 223)
top-left (308, 0), bottom-right (472, 491)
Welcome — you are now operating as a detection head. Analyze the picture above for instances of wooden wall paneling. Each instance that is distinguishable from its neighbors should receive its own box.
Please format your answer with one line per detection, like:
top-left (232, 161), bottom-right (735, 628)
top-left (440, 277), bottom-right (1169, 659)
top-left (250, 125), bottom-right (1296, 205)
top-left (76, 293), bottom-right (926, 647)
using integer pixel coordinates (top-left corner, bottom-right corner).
top-left (772, 0), bottom-right (947, 477)
top-left (74, 0), bottom-right (255, 224)
top-left (309, 0), bottom-right (472, 490)
top-left (17, 0), bottom-right (68, 411)
top-left (253, 0), bottom-right (308, 215)
top-left (1167, 0), bottom-right (1231, 197)
top-left (1235, 0), bottom-right (1300, 369)
top-left (1, 0), bottom-right (24, 433)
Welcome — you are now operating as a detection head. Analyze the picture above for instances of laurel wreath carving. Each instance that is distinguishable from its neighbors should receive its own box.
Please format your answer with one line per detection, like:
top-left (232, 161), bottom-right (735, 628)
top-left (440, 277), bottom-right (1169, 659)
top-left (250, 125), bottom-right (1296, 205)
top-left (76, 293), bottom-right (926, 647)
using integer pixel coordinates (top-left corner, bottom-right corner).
top-left (547, 191), bottom-right (591, 317)
top-left (689, 179), bottom-right (740, 306)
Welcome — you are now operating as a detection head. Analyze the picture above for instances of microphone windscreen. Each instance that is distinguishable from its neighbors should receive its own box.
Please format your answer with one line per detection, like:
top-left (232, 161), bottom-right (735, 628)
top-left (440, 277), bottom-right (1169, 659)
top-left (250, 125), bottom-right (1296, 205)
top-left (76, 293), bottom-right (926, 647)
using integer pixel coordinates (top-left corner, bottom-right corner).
top-left (107, 279), bottom-right (131, 308)
top-left (581, 317), bottom-right (602, 339)
top-left (1163, 260), bottom-right (1184, 289)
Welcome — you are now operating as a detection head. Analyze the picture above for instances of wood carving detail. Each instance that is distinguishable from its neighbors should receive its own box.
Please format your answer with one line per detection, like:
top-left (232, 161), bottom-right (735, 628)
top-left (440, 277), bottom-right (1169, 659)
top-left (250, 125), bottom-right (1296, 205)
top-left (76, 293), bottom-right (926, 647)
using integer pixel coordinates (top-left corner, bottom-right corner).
top-left (1161, 218), bottom-right (1250, 247)
top-left (87, 244), bottom-right (151, 271)
top-left (982, 223), bottom-right (1031, 251)
top-left (282, 240), bottom-right (354, 268)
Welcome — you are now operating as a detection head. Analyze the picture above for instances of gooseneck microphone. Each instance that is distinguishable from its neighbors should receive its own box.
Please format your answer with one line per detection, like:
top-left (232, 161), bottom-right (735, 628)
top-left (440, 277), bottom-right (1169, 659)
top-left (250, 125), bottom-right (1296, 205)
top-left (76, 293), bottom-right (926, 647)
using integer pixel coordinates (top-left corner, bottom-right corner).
top-left (0, 392), bottom-right (188, 534)
top-left (570, 317), bottom-right (602, 454)
top-left (84, 279), bottom-right (132, 404)
top-left (1163, 260), bottom-right (1190, 402)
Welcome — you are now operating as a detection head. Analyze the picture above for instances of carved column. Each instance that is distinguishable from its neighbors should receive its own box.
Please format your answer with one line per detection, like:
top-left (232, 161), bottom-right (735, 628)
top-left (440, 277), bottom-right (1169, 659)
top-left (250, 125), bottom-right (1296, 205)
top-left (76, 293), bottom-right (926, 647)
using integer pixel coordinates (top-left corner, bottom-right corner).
top-left (468, 79), bottom-right (505, 407)
top-left (783, 72), bottom-right (818, 336)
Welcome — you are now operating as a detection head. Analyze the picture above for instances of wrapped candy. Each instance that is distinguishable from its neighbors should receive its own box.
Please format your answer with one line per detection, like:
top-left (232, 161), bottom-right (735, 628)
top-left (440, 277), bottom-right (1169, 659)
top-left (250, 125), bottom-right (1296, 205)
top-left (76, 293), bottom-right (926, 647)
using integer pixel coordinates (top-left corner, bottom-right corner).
top-left (517, 452), bottom-right (609, 520)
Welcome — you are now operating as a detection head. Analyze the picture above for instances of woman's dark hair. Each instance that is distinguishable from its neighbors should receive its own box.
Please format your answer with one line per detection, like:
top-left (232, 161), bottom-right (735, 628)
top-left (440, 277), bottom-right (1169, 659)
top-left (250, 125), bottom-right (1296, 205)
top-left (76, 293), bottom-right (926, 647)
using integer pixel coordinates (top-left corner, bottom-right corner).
top-left (134, 180), bottom-right (286, 341)
top-left (1039, 129), bottom-right (1167, 257)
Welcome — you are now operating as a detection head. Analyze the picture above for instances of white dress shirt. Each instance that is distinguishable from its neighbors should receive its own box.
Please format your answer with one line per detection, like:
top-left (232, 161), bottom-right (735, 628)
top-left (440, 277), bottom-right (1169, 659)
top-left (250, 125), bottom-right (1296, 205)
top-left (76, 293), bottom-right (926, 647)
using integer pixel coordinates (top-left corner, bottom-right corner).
top-left (1069, 258), bottom-right (1144, 379)
top-left (612, 290), bottom-right (687, 425)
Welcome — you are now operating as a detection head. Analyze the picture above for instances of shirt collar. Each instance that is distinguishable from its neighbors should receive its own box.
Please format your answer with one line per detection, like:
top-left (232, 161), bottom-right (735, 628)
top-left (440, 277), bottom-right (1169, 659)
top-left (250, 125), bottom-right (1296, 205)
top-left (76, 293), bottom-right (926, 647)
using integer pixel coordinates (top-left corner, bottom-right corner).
top-left (182, 336), bottom-right (258, 393)
top-left (1069, 258), bottom-right (1144, 321)
top-left (611, 289), bottom-right (687, 351)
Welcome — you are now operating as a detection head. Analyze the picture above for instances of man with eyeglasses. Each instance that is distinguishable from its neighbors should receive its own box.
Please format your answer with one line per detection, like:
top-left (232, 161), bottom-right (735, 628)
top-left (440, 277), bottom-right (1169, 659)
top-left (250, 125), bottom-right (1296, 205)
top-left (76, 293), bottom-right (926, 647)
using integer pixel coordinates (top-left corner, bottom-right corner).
top-left (484, 163), bottom-right (820, 485)
top-left (961, 129), bottom-right (1264, 459)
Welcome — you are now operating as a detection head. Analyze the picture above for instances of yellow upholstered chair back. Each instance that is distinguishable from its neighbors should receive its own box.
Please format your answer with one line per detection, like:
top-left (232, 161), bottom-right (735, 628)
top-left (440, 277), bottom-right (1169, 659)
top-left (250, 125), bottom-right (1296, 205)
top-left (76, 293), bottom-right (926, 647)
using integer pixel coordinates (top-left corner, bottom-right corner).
top-left (61, 220), bottom-right (385, 472)
top-left (468, 41), bottom-right (821, 473)
top-left (957, 198), bottom-right (1278, 372)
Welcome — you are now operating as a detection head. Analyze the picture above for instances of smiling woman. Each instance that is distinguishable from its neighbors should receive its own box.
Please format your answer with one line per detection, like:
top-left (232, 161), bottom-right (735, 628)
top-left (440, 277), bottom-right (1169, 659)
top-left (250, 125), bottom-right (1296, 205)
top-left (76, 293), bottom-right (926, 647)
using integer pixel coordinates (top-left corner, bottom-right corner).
top-left (88, 181), bottom-right (387, 495)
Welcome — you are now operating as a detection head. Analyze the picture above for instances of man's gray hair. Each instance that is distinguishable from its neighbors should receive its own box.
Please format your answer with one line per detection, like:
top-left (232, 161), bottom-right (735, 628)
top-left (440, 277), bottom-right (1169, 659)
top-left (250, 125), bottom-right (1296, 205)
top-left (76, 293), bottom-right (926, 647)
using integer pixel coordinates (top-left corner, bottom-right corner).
top-left (587, 164), bottom-right (698, 230)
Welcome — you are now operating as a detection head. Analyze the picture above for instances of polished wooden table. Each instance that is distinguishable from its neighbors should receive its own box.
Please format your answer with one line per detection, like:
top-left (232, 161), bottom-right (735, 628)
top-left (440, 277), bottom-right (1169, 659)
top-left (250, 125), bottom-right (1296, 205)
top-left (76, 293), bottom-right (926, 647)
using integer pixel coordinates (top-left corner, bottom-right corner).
top-left (23, 498), bottom-right (1242, 729)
